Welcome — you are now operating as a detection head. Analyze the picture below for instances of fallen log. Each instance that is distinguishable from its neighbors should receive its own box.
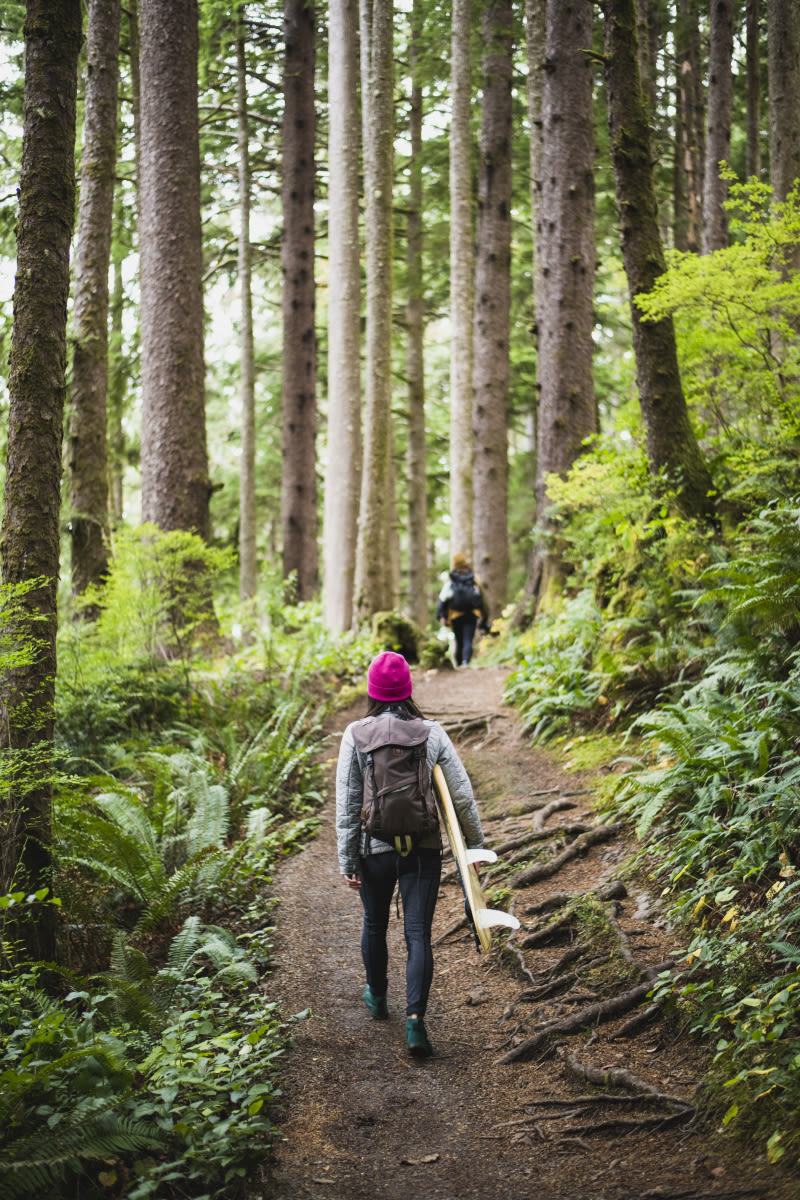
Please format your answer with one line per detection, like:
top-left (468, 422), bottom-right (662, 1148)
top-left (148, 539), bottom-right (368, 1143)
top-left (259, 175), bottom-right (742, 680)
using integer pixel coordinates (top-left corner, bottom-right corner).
top-left (509, 823), bottom-right (625, 889)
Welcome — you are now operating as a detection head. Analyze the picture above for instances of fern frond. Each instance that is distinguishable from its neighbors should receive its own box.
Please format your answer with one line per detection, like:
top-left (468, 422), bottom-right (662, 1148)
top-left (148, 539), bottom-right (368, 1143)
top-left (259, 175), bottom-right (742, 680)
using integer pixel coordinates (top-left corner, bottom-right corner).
top-left (0, 1110), bottom-right (164, 1199)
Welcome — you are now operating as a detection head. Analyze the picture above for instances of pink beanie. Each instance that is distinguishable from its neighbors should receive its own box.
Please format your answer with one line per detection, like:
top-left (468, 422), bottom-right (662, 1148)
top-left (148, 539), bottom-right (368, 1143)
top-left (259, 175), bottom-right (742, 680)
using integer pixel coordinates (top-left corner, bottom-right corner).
top-left (367, 651), bottom-right (413, 702)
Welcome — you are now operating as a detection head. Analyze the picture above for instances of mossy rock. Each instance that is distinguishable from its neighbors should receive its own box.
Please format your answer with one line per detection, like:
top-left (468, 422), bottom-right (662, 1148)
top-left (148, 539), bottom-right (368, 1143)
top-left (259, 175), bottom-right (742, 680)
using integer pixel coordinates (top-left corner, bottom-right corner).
top-left (419, 636), bottom-right (453, 670)
top-left (371, 610), bottom-right (425, 662)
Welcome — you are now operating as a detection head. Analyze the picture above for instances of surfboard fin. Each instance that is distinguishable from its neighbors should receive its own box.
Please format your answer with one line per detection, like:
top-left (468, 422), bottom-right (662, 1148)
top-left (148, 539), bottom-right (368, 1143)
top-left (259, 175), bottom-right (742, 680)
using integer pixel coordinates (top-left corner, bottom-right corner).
top-left (465, 848), bottom-right (498, 866)
top-left (474, 908), bottom-right (520, 931)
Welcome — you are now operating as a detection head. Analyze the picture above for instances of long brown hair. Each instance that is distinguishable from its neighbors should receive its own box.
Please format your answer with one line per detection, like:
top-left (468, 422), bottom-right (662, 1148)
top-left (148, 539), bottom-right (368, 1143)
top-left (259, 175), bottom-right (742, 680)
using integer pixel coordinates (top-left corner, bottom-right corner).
top-left (365, 697), bottom-right (427, 720)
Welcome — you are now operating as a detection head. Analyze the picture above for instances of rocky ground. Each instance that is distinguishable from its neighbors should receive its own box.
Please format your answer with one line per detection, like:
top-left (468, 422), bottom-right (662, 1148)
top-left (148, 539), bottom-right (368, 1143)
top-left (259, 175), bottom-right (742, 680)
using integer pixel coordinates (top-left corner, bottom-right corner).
top-left (254, 665), bottom-right (798, 1200)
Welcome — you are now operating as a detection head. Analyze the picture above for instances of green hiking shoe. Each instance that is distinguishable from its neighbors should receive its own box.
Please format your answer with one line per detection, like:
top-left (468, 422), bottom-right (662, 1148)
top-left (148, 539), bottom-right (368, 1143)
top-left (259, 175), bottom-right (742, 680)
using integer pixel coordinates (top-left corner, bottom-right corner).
top-left (406, 1016), bottom-right (433, 1057)
top-left (363, 985), bottom-right (388, 1020)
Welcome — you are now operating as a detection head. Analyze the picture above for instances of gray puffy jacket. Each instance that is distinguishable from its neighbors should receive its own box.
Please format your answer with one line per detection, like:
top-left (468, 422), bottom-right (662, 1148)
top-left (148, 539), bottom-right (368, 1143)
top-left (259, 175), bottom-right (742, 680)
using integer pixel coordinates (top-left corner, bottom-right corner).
top-left (336, 712), bottom-right (484, 875)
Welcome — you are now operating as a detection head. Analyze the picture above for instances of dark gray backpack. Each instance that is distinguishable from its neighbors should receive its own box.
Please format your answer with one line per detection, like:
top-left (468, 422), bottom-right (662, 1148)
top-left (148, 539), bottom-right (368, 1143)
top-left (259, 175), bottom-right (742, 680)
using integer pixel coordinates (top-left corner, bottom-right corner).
top-left (351, 715), bottom-right (440, 856)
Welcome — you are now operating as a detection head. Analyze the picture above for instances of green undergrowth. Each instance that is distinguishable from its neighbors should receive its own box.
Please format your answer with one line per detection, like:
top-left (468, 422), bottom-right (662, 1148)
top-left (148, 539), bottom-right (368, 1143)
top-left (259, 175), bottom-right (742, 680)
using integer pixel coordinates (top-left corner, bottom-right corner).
top-left (0, 528), bottom-right (377, 1198)
top-left (501, 218), bottom-right (800, 1169)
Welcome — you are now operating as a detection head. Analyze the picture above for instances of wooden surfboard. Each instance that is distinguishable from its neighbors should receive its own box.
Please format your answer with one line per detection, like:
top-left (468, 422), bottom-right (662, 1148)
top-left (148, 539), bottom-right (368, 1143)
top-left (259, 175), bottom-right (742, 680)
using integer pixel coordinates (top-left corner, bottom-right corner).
top-left (432, 764), bottom-right (520, 953)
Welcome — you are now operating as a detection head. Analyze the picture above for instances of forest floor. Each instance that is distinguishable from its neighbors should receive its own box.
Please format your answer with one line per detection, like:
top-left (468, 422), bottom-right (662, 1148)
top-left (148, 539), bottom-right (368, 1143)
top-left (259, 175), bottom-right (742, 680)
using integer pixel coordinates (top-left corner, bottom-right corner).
top-left (255, 665), bottom-right (799, 1200)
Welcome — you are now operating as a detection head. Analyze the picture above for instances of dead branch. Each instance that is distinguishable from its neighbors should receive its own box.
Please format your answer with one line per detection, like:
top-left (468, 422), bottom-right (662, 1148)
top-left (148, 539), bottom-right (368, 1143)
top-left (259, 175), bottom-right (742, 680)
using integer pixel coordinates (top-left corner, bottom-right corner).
top-left (498, 966), bottom-right (672, 1064)
top-left (509, 823), bottom-right (625, 889)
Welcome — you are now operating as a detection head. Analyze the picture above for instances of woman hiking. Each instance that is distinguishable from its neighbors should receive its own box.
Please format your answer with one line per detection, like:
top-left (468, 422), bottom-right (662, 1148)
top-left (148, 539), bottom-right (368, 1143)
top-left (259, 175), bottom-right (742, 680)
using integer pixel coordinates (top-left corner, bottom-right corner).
top-left (336, 651), bottom-right (485, 1057)
top-left (437, 551), bottom-right (490, 667)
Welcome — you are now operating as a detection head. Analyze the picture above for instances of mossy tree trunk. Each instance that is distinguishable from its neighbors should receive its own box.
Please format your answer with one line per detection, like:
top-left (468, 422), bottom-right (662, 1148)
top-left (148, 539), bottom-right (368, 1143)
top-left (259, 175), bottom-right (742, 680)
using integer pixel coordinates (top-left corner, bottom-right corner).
top-left (138, 0), bottom-right (211, 541)
top-left (0, 0), bottom-right (82, 958)
top-left (69, 0), bottom-right (121, 604)
top-left (603, 0), bottom-right (716, 521)
top-left (472, 0), bottom-right (513, 620)
top-left (281, 0), bottom-right (318, 601)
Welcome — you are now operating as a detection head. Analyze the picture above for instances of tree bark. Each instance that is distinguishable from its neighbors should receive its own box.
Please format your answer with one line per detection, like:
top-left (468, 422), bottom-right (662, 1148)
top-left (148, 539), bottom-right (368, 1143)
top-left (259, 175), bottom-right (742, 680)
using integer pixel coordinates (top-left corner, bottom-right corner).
top-left (0, 0), bottom-right (82, 958)
top-left (322, 0), bottom-right (362, 632)
top-left (533, 0), bottom-right (596, 605)
top-left (604, 0), bottom-right (716, 521)
top-left (448, 0), bottom-right (474, 563)
top-left (702, 0), bottom-right (734, 253)
top-left (405, 2), bottom-right (428, 630)
top-left (69, 0), bottom-right (121, 603)
top-left (767, 0), bottom-right (800, 203)
top-left (281, 0), bottom-right (318, 601)
top-left (237, 29), bottom-right (258, 604)
top-left (746, 0), bottom-right (761, 181)
top-left (472, 0), bottom-right (513, 619)
top-left (354, 0), bottom-right (395, 622)
top-left (138, 0), bottom-right (211, 539)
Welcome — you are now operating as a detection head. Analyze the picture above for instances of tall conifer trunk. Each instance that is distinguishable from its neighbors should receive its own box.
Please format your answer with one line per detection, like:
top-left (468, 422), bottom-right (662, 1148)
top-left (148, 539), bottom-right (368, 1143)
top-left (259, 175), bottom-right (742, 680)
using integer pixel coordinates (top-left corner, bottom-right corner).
top-left (405, 3), bottom-right (428, 629)
top-left (746, 0), bottom-right (762, 182)
top-left (702, 0), bottom-right (734, 253)
top-left (281, 0), bottom-right (318, 600)
top-left (69, 0), bottom-right (121, 602)
top-left (354, 0), bottom-right (395, 622)
top-left (472, 0), bottom-right (513, 618)
top-left (768, 0), bottom-right (800, 204)
top-left (138, 0), bottom-right (211, 539)
top-left (237, 29), bottom-right (258, 603)
top-left (603, 0), bottom-right (715, 520)
top-left (1, 0), bottom-right (82, 958)
top-left (448, 0), bottom-right (474, 563)
top-left (532, 0), bottom-right (596, 608)
top-left (322, 0), bottom-right (362, 632)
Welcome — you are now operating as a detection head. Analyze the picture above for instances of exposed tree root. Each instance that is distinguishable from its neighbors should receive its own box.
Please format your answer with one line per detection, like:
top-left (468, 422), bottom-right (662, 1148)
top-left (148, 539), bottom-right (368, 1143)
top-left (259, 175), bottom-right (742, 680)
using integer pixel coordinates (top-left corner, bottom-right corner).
top-left (524, 880), bottom-right (627, 916)
top-left (520, 911), bottom-right (576, 948)
top-left (559, 1110), bottom-right (694, 1137)
top-left (497, 962), bottom-right (673, 1064)
top-left (489, 818), bottom-right (587, 858)
top-left (508, 823), bottom-right (625, 889)
top-left (564, 1054), bottom-right (692, 1110)
top-left (505, 824), bottom-right (593, 866)
top-left (610, 999), bottom-right (665, 1040)
top-left (532, 797), bottom-right (582, 830)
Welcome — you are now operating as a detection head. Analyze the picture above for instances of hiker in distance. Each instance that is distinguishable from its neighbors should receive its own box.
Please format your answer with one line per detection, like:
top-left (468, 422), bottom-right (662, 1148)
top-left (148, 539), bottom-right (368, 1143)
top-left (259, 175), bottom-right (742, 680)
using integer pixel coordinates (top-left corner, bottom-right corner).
top-left (336, 651), bottom-right (486, 1058)
top-left (437, 551), bottom-right (490, 667)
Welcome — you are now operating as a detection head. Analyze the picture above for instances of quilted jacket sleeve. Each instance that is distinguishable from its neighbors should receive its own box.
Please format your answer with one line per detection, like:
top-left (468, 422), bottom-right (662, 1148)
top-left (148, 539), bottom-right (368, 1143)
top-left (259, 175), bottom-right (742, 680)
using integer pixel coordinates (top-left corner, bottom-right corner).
top-left (335, 722), bottom-right (364, 875)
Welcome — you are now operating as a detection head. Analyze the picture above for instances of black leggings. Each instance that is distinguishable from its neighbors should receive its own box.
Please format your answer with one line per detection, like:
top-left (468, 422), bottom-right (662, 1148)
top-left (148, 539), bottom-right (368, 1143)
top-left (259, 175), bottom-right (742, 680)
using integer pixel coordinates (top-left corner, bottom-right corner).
top-left (358, 848), bottom-right (442, 1016)
top-left (452, 612), bottom-right (478, 665)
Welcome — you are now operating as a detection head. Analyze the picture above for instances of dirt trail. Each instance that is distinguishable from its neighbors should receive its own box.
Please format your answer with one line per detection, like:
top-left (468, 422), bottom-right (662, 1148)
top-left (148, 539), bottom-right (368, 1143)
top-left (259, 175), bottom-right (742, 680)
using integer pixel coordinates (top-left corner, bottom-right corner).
top-left (258, 666), bottom-right (795, 1200)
